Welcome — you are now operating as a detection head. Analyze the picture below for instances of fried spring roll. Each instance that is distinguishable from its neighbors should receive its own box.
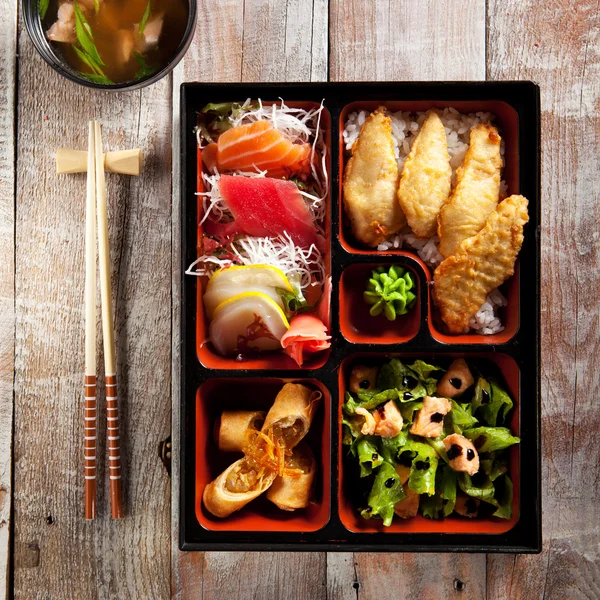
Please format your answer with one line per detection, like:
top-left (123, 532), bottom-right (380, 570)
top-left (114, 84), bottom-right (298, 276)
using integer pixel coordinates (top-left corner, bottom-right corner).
top-left (203, 457), bottom-right (277, 518)
top-left (261, 383), bottom-right (321, 449)
top-left (215, 410), bottom-right (267, 453)
top-left (266, 443), bottom-right (316, 511)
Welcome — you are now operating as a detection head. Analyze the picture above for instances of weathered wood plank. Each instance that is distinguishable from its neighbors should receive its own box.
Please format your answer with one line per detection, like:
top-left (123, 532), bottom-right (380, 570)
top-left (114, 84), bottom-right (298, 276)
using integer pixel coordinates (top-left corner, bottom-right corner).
top-left (0, 0), bottom-right (16, 597)
top-left (170, 1), bottom-right (328, 598)
top-left (13, 30), bottom-right (172, 598)
top-left (328, 1), bottom-right (487, 597)
top-left (330, 0), bottom-right (486, 81)
top-left (486, 0), bottom-right (600, 594)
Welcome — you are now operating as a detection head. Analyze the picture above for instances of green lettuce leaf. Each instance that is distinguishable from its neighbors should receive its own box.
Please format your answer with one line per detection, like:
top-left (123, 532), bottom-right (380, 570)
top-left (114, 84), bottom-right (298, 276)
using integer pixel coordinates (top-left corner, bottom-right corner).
top-left (378, 431), bottom-right (408, 463)
top-left (360, 461), bottom-right (406, 526)
top-left (421, 464), bottom-right (457, 519)
top-left (463, 427), bottom-right (520, 453)
top-left (343, 389), bottom-right (399, 414)
top-left (457, 472), bottom-right (497, 505)
top-left (400, 439), bottom-right (439, 496)
top-left (446, 400), bottom-right (478, 434)
top-left (471, 376), bottom-right (491, 412)
top-left (477, 382), bottom-right (514, 426)
top-left (480, 453), bottom-right (508, 481)
top-left (341, 415), bottom-right (362, 447)
top-left (356, 437), bottom-right (383, 477)
top-left (492, 474), bottom-right (513, 519)
top-left (377, 359), bottom-right (441, 400)
top-left (399, 401), bottom-right (422, 423)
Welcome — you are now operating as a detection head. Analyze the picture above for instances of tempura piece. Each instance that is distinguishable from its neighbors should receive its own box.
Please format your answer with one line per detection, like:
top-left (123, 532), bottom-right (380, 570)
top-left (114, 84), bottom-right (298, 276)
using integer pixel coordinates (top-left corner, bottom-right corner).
top-left (203, 457), bottom-right (277, 518)
top-left (397, 110), bottom-right (452, 237)
top-left (343, 108), bottom-right (406, 247)
top-left (433, 195), bottom-right (529, 334)
top-left (46, 2), bottom-right (76, 44)
top-left (437, 123), bottom-right (503, 258)
top-left (266, 443), bottom-right (316, 511)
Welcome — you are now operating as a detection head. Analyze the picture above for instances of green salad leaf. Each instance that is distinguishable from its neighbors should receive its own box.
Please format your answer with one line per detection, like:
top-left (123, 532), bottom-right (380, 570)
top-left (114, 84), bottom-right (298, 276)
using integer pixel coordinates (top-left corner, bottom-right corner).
top-left (400, 439), bottom-right (439, 496)
top-left (360, 461), bottom-right (406, 526)
top-left (377, 359), bottom-right (441, 400)
top-left (399, 400), bottom-right (422, 424)
top-left (421, 464), bottom-right (457, 519)
top-left (356, 437), bottom-right (383, 477)
top-left (446, 400), bottom-right (478, 434)
top-left (378, 431), bottom-right (409, 463)
top-left (463, 427), bottom-right (520, 453)
top-left (457, 472), bottom-right (497, 505)
top-left (492, 475), bottom-right (513, 519)
top-left (471, 376), bottom-right (491, 412)
top-left (477, 382), bottom-right (514, 426)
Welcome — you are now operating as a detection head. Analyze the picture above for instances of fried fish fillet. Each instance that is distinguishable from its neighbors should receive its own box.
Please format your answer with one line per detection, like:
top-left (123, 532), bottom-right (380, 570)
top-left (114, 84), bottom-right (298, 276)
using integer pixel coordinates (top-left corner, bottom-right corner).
top-left (437, 123), bottom-right (503, 258)
top-left (397, 110), bottom-right (452, 238)
top-left (343, 108), bottom-right (406, 247)
top-left (433, 195), bottom-right (529, 334)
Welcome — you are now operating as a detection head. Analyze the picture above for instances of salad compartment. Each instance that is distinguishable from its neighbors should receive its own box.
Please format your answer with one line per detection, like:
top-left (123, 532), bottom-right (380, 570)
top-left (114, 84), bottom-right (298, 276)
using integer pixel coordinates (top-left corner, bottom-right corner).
top-left (337, 352), bottom-right (520, 535)
top-left (179, 82), bottom-right (541, 552)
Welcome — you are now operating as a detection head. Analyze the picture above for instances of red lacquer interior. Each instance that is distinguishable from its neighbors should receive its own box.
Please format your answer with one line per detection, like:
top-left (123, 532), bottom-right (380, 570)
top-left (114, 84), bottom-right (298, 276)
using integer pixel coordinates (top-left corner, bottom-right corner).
top-left (195, 378), bottom-right (331, 532)
top-left (337, 353), bottom-right (520, 535)
top-left (338, 100), bottom-right (521, 345)
top-left (194, 102), bottom-right (332, 370)
top-left (339, 263), bottom-right (421, 344)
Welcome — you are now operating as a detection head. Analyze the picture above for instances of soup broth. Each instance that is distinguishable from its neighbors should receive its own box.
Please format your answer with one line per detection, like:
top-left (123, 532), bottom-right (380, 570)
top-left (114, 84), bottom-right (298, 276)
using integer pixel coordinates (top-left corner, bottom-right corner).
top-left (42, 0), bottom-right (189, 84)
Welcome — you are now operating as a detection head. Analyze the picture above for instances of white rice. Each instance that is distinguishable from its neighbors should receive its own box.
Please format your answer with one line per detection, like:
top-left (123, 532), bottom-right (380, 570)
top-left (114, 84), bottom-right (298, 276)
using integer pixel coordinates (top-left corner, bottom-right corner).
top-left (346, 107), bottom-right (508, 335)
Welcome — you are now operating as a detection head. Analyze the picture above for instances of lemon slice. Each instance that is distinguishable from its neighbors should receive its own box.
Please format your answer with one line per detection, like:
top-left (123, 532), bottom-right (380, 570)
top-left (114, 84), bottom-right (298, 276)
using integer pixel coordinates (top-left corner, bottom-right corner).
top-left (209, 292), bottom-right (290, 356)
top-left (204, 265), bottom-right (293, 319)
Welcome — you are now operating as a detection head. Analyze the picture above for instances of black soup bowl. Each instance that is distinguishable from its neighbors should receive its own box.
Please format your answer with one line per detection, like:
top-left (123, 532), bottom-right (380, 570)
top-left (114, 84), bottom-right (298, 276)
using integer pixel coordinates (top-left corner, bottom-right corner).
top-left (22, 0), bottom-right (197, 91)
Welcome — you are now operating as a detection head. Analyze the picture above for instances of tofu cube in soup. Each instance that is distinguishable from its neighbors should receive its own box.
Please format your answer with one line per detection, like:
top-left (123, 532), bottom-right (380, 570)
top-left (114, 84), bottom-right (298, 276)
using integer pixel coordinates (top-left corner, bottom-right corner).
top-left (409, 396), bottom-right (452, 438)
top-left (436, 359), bottom-right (475, 398)
top-left (349, 365), bottom-right (379, 393)
top-left (444, 433), bottom-right (480, 476)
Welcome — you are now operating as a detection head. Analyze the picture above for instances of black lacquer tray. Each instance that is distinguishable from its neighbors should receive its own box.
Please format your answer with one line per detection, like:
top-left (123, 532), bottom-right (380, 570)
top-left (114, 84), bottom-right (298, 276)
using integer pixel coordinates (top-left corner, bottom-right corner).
top-left (179, 82), bottom-right (541, 552)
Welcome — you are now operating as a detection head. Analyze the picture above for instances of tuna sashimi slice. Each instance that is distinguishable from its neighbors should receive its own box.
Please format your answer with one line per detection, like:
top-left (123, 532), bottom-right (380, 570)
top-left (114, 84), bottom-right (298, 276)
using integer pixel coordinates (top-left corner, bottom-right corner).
top-left (218, 175), bottom-right (321, 249)
top-left (281, 313), bottom-right (331, 366)
top-left (203, 121), bottom-right (312, 176)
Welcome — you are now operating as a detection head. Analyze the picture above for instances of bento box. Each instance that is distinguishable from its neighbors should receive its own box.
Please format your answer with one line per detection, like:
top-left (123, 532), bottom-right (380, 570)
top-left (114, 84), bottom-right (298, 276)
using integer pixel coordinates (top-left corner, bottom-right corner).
top-left (179, 82), bottom-right (541, 552)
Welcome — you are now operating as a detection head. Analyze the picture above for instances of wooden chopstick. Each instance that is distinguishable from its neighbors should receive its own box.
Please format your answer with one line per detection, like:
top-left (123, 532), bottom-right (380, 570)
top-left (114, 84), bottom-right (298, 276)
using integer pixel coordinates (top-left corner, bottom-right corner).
top-left (94, 121), bottom-right (124, 519)
top-left (84, 121), bottom-right (97, 520)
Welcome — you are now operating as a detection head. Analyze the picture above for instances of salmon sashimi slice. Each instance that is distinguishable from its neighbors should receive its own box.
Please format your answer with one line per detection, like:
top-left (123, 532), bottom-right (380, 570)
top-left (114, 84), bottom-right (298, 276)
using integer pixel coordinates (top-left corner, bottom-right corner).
top-left (218, 175), bottom-right (322, 250)
top-left (280, 314), bottom-right (331, 366)
top-left (203, 121), bottom-right (313, 176)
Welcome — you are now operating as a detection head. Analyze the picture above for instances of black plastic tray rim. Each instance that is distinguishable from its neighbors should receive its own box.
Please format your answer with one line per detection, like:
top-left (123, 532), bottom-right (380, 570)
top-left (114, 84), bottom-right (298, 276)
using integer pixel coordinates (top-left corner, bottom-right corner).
top-left (179, 81), bottom-right (542, 553)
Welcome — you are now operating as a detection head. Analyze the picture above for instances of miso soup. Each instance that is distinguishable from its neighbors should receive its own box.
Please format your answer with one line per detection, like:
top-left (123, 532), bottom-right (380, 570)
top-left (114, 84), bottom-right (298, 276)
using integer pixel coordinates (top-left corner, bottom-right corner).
top-left (41, 0), bottom-right (189, 84)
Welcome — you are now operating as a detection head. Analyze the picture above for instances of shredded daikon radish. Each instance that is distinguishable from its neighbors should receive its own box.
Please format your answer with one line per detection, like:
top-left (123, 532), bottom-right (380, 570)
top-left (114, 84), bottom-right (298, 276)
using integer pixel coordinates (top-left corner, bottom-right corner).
top-left (185, 232), bottom-right (325, 297)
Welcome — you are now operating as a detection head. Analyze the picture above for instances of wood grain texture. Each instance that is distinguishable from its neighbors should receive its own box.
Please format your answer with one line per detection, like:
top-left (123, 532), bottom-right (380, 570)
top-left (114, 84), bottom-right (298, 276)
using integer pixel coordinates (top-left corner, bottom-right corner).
top-left (170, 1), bottom-right (328, 598)
top-left (486, 0), bottom-right (600, 595)
top-left (13, 29), bottom-right (172, 598)
top-left (328, 2), bottom-right (487, 597)
top-left (0, 0), bottom-right (16, 597)
top-left (330, 0), bottom-right (486, 81)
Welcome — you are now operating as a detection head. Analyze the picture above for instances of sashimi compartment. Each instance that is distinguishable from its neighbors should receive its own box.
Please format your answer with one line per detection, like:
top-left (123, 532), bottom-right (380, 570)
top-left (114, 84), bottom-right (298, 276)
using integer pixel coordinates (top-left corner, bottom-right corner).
top-left (187, 99), bottom-right (331, 370)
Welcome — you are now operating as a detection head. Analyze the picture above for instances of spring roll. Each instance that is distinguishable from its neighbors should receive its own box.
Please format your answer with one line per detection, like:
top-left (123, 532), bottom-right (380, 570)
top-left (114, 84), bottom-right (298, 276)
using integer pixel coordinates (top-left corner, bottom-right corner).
top-left (216, 410), bottom-right (266, 453)
top-left (203, 457), bottom-right (276, 518)
top-left (266, 443), bottom-right (316, 511)
top-left (261, 383), bottom-right (321, 449)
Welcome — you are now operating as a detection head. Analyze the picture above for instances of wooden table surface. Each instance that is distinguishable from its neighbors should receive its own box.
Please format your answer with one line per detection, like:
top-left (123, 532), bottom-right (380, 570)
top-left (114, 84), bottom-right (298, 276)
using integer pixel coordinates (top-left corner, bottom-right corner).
top-left (1, 0), bottom-right (599, 598)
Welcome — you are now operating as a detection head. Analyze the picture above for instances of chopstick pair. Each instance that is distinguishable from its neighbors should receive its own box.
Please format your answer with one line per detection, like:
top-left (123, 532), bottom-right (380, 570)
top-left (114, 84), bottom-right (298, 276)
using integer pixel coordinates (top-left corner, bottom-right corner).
top-left (84, 121), bottom-right (123, 520)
